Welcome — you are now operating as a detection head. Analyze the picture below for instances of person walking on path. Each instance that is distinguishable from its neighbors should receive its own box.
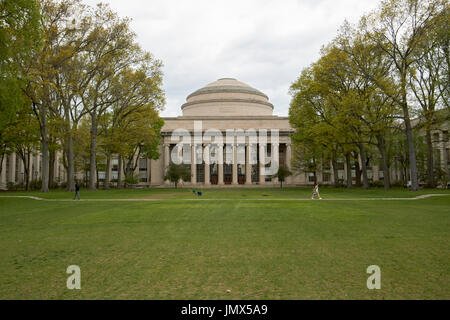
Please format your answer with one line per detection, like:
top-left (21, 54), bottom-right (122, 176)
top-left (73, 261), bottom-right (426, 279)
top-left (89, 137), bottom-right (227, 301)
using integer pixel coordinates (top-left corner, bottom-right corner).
top-left (74, 182), bottom-right (80, 200)
top-left (311, 183), bottom-right (322, 200)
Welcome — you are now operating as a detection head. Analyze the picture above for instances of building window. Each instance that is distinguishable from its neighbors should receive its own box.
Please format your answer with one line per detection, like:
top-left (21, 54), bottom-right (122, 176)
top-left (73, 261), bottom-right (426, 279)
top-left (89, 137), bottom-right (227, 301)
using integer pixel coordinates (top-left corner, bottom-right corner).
top-left (112, 159), bottom-right (118, 172)
top-left (308, 172), bottom-right (315, 182)
top-left (139, 158), bottom-right (148, 182)
top-left (139, 172), bottom-right (147, 182)
top-left (139, 158), bottom-right (147, 171)
top-left (433, 133), bottom-right (440, 143)
top-left (323, 173), bottom-right (330, 182)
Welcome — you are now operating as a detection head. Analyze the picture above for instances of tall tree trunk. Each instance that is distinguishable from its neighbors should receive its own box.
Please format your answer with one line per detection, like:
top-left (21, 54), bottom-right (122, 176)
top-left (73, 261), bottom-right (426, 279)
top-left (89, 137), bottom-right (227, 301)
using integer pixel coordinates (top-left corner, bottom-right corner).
top-left (117, 155), bottom-right (123, 189)
top-left (401, 77), bottom-right (419, 191)
top-left (67, 134), bottom-right (75, 191)
top-left (96, 167), bottom-right (99, 189)
top-left (354, 153), bottom-right (362, 187)
top-left (359, 143), bottom-right (369, 190)
top-left (332, 159), bottom-right (340, 188)
top-left (345, 153), bottom-right (353, 188)
top-left (376, 135), bottom-right (390, 190)
top-left (0, 151), bottom-right (4, 182)
top-left (105, 155), bottom-right (111, 189)
top-left (25, 151), bottom-right (31, 191)
top-left (49, 148), bottom-right (55, 188)
top-left (399, 163), bottom-right (405, 185)
top-left (89, 114), bottom-right (97, 190)
top-left (425, 129), bottom-right (435, 188)
top-left (39, 104), bottom-right (49, 193)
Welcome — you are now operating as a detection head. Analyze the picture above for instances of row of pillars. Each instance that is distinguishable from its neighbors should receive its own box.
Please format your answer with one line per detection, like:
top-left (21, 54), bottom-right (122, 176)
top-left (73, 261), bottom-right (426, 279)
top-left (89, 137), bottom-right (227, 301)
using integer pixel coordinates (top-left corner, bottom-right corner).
top-left (0, 153), bottom-right (42, 188)
top-left (163, 143), bottom-right (292, 185)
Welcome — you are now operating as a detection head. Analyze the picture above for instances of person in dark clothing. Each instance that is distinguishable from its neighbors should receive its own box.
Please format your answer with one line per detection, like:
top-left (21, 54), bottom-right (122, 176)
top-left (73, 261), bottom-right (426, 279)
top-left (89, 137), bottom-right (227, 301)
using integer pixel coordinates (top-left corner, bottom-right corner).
top-left (74, 182), bottom-right (80, 200)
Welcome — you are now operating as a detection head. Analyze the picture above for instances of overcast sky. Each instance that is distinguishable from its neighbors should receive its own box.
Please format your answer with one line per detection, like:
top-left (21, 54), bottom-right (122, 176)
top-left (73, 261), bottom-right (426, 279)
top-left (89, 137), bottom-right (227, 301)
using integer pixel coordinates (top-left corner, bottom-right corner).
top-left (82, 0), bottom-right (380, 117)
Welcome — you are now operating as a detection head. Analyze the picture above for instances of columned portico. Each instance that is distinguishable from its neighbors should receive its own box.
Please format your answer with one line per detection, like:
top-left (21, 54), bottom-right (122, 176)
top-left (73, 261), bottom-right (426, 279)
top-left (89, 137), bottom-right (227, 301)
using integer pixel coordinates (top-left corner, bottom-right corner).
top-left (191, 144), bottom-right (197, 185)
top-left (232, 144), bottom-right (238, 185)
top-left (272, 143), bottom-right (279, 184)
top-left (259, 144), bottom-right (266, 185)
top-left (164, 143), bottom-right (170, 184)
top-left (159, 78), bottom-right (296, 187)
top-left (286, 143), bottom-right (292, 184)
top-left (245, 144), bottom-right (252, 185)
top-left (204, 144), bottom-right (211, 185)
top-left (218, 144), bottom-right (224, 185)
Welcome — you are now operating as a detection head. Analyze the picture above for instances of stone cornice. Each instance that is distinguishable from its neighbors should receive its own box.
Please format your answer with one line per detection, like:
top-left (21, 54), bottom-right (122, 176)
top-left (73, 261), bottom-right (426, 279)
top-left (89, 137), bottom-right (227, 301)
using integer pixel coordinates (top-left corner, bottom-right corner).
top-left (187, 86), bottom-right (269, 100)
top-left (162, 116), bottom-right (289, 120)
top-left (181, 98), bottom-right (274, 110)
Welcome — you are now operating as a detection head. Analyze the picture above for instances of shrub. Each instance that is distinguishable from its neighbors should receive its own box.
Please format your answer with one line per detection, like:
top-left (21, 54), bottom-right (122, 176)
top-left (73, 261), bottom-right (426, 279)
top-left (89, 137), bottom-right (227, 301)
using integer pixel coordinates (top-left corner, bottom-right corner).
top-left (30, 179), bottom-right (42, 190)
top-left (369, 181), bottom-right (385, 188)
top-left (124, 174), bottom-right (139, 186)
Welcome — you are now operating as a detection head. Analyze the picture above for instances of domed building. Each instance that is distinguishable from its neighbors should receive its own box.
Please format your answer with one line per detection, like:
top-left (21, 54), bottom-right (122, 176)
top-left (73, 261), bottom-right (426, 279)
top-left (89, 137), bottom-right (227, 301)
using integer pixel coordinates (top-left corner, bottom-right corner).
top-left (148, 78), bottom-right (297, 186)
top-left (182, 78), bottom-right (274, 117)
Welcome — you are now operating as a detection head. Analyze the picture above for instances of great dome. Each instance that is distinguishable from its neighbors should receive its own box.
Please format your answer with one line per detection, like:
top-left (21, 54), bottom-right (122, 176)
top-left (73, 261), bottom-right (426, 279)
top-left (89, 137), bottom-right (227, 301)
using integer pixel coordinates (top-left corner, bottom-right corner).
top-left (181, 78), bottom-right (274, 117)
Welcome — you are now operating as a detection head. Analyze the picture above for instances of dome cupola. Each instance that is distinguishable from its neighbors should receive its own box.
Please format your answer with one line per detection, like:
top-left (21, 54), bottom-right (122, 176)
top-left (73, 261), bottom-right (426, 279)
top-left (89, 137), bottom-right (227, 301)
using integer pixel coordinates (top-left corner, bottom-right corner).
top-left (181, 78), bottom-right (274, 116)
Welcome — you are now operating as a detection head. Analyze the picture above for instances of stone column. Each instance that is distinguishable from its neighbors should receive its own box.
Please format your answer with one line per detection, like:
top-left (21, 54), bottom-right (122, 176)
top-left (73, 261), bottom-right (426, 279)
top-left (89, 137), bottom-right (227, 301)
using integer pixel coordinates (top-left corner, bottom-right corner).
top-left (54, 152), bottom-right (59, 183)
top-left (0, 155), bottom-right (6, 189)
top-left (8, 153), bottom-right (16, 183)
top-left (218, 143), bottom-right (224, 185)
top-left (245, 143), bottom-right (252, 185)
top-left (272, 143), bottom-right (279, 184)
top-left (147, 158), bottom-right (151, 184)
top-left (164, 143), bottom-right (170, 184)
top-left (33, 153), bottom-right (39, 181)
top-left (191, 144), bottom-right (197, 185)
top-left (259, 144), bottom-right (265, 185)
top-left (232, 143), bottom-right (238, 185)
top-left (286, 143), bottom-right (292, 184)
top-left (204, 144), bottom-right (210, 185)
top-left (440, 132), bottom-right (448, 175)
top-left (373, 165), bottom-right (380, 182)
top-left (17, 157), bottom-right (24, 183)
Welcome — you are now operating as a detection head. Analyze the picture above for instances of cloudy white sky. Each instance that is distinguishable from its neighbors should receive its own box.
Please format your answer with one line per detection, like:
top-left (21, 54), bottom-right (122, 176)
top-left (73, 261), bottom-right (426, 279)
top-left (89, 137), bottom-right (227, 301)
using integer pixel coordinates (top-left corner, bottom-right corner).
top-left (83, 0), bottom-right (380, 117)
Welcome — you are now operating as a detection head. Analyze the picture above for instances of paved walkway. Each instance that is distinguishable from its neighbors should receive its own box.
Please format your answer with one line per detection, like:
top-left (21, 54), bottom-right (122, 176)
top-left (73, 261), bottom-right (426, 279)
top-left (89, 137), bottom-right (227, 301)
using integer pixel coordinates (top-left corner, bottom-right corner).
top-left (0, 194), bottom-right (448, 202)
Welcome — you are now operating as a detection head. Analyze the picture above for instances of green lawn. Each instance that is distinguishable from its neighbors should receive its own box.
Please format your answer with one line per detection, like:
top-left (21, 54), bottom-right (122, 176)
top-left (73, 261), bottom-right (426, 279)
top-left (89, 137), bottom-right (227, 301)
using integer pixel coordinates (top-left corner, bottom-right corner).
top-left (0, 188), bottom-right (449, 299)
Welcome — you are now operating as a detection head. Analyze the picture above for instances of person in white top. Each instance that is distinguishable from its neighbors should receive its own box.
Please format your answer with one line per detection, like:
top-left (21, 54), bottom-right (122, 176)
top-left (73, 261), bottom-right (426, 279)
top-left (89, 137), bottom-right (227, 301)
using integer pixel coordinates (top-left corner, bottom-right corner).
top-left (312, 183), bottom-right (322, 200)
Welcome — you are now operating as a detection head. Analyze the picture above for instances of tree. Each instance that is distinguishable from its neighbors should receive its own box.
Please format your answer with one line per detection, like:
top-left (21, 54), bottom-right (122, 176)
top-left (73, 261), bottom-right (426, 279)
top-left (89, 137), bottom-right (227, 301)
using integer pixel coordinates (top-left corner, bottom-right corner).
top-left (338, 0), bottom-right (447, 191)
top-left (22, 0), bottom-right (80, 192)
top-left (290, 66), bottom-right (347, 187)
top-left (2, 103), bottom-right (40, 190)
top-left (52, 1), bottom-right (93, 191)
top-left (79, 3), bottom-right (155, 190)
top-left (164, 163), bottom-right (189, 189)
top-left (0, 0), bottom-right (41, 175)
top-left (98, 65), bottom-right (164, 189)
top-left (273, 165), bottom-right (292, 188)
top-left (408, 7), bottom-right (449, 187)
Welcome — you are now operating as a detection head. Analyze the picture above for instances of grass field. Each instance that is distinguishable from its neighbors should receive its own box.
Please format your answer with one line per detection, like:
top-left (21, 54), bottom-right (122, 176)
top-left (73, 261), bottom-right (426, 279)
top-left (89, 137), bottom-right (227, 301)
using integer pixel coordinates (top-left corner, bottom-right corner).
top-left (0, 187), bottom-right (449, 299)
